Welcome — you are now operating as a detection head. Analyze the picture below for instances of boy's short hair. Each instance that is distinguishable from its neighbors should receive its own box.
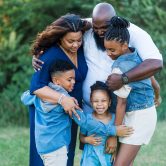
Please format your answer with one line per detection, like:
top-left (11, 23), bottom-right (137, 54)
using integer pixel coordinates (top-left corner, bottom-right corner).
top-left (50, 60), bottom-right (74, 77)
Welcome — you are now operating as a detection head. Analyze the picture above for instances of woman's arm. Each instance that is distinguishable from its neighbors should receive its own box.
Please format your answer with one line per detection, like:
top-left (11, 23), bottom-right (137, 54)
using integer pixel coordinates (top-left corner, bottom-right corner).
top-left (34, 86), bottom-right (80, 118)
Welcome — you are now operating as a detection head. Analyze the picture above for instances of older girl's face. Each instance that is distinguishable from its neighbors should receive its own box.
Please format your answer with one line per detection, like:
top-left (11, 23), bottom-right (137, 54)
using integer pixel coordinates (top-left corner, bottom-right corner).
top-left (60, 31), bottom-right (82, 53)
top-left (104, 40), bottom-right (128, 60)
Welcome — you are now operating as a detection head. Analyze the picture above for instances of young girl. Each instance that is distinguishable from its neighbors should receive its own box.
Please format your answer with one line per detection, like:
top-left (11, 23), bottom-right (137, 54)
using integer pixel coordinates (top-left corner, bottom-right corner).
top-left (80, 81), bottom-right (133, 166)
top-left (104, 16), bottom-right (157, 166)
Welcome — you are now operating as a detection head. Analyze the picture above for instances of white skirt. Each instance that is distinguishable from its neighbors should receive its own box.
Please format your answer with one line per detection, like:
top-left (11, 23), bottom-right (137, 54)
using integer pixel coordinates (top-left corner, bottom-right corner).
top-left (119, 106), bottom-right (157, 145)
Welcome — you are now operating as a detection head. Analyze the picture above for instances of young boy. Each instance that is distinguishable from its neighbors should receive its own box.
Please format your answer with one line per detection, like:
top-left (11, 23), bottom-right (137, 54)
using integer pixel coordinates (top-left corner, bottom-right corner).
top-left (21, 60), bottom-right (133, 166)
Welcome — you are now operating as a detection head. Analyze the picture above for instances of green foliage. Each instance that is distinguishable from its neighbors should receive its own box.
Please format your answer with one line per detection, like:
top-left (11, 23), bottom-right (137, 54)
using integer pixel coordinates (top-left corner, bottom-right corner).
top-left (0, 0), bottom-right (166, 126)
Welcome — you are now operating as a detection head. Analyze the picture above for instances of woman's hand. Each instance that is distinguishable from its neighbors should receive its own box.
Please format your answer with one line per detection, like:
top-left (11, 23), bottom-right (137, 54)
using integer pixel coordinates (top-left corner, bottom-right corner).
top-left (61, 96), bottom-right (81, 120)
top-left (84, 134), bottom-right (102, 146)
top-left (32, 51), bottom-right (44, 71)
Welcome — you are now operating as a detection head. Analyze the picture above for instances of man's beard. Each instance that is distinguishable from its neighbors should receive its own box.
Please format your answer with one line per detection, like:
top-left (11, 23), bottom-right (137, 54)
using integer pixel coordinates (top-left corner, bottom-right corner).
top-left (93, 32), bottom-right (106, 52)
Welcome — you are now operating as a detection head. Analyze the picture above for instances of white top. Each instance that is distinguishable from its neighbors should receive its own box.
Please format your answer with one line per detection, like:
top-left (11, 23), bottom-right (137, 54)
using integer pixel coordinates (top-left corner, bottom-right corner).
top-left (112, 68), bottom-right (131, 98)
top-left (82, 21), bottom-right (162, 113)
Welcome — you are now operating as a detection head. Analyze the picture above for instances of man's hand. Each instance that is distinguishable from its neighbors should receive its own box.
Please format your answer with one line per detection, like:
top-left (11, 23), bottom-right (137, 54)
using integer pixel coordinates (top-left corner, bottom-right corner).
top-left (105, 136), bottom-right (117, 154)
top-left (106, 74), bottom-right (123, 90)
top-left (84, 134), bottom-right (102, 146)
top-left (61, 96), bottom-right (80, 120)
top-left (32, 50), bottom-right (44, 71)
top-left (116, 125), bottom-right (134, 137)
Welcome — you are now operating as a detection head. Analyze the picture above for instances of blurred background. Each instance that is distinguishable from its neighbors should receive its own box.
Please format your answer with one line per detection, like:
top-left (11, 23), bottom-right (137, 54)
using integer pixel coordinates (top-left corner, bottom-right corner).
top-left (0, 0), bottom-right (165, 165)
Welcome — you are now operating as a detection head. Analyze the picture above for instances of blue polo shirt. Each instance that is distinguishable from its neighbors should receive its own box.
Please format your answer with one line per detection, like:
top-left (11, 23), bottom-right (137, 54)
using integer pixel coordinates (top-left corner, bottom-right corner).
top-left (30, 44), bottom-right (88, 106)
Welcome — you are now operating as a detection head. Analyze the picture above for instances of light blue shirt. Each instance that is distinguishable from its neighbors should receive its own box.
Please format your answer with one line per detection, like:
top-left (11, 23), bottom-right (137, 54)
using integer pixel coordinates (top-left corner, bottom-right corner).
top-left (21, 83), bottom-right (71, 154)
top-left (21, 83), bottom-right (117, 155)
top-left (112, 48), bottom-right (154, 112)
top-left (80, 113), bottom-right (115, 166)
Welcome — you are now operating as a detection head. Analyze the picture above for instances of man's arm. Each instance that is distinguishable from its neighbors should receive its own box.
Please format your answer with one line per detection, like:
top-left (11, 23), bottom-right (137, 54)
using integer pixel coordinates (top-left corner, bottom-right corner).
top-left (107, 59), bottom-right (163, 90)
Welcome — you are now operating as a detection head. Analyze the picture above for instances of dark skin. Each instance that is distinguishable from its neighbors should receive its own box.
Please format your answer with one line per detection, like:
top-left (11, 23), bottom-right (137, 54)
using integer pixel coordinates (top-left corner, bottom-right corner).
top-left (107, 59), bottom-right (163, 91)
top-left (92, 3), bottom-right (162, 160)
top-left (32, 3), bottom-right (163, 158)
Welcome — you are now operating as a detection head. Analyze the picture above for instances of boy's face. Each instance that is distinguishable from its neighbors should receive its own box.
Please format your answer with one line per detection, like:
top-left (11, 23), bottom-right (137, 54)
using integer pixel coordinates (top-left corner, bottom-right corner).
top-left (91, 90), bottom-right (111, 115)
top-left (104, 40), bottom-right (128, 60)
top-left (52, 69), bottom-right (75, 92)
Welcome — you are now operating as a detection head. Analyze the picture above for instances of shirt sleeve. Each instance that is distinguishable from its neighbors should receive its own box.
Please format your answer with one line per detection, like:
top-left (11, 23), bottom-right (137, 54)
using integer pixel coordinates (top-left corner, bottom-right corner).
top-left (129, 23), bottom-right (163, 61)
top-left (30, 62), bottom-right (51, 93)
top-left (72, 111), bottom-right (117, 136)
top-left (40, 100), bottom-right (58, 112)
top-left (112, 68), bottom-right (131, 98)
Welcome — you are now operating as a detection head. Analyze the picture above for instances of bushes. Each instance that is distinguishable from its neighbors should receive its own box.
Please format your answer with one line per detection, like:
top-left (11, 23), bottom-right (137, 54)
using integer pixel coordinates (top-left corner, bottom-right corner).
top-left (0, 0), bottom-right (165, 126)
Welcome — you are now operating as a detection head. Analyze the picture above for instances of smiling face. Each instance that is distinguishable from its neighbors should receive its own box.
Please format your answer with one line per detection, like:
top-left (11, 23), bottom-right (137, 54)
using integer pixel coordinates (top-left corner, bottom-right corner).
top-left (91, 90), bottom-right (111, 115)
top-left (52, 69), bottom-right (75, 92)
top-left (60, 31), bottom-right (82, 54)
top-left (104, 40), bottom-right (128, 60)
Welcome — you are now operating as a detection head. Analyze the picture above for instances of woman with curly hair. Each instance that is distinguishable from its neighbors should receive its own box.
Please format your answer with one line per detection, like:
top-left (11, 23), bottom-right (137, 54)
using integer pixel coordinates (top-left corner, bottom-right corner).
top-left (29, 14), bottom-right (91, 166)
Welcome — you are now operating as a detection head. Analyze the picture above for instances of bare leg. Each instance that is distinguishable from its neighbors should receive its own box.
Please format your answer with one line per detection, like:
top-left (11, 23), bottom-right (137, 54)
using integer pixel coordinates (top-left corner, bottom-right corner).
top-left (114, 143), bottom-right (141, 166)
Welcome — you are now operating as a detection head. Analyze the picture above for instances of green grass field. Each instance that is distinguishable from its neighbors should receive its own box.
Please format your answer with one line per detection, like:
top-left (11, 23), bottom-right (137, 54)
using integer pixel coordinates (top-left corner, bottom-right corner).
top-left (0, 121), bottom-right (165, 166)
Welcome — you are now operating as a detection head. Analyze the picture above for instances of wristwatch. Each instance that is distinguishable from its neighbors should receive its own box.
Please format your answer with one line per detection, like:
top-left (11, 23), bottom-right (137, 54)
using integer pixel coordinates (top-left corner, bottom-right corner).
top-left (121, 73), bottom-right (129, 84)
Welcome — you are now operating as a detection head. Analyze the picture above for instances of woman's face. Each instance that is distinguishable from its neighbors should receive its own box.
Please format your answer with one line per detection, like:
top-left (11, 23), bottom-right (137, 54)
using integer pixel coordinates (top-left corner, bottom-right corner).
top-left (60, 31), bottom-right (82, 53)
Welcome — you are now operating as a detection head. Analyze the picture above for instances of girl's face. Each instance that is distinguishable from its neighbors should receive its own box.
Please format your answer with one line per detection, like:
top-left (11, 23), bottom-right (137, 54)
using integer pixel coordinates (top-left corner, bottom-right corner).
top-left (60, 31), bottom-right (82, 54)
top-left (91, 90), bottom-right (111, 115)
top-left (104, 40), bottom-right (128, 60)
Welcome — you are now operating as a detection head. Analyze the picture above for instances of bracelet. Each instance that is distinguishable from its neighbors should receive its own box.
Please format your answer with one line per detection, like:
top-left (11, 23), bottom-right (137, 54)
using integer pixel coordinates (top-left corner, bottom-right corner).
top-left (58, 94), bottom-right (66, 105)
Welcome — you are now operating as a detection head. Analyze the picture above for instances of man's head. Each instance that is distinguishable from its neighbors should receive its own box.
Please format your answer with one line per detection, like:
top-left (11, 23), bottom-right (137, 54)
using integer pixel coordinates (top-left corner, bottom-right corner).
top-left (92, 3), bottom-right (116, 38)
top-left (92, 3), bottom-right (116, 51)
top-left (50, 60), bottom-right (75, 92)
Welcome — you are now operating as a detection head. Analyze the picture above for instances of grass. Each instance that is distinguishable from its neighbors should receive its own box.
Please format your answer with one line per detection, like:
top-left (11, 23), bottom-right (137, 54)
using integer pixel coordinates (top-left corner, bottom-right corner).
top-left (0, 121), bottom-right (165, 166)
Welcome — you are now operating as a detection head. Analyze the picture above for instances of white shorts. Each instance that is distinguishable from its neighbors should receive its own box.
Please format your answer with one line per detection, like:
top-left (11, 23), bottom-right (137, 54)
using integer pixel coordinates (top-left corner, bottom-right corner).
top-left (119, 106), bottom-right (157, 145)
top-left (40, 146), bottom-right (68, 166)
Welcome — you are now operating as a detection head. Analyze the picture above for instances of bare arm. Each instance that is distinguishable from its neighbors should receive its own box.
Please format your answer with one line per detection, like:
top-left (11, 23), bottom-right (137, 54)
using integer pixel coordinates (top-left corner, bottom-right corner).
top-left (151, 76), bottom-right (162, 107)
top-left (127, 59), bottom-right (163, 82)
top-left (115, 97), bottom-right (127, 125)
top-left (34, 86), bottom-right (80, 118)
top-left (34, 86), bottom-right (61, 103)
top-left (107, 59), bottom-right (163, 90)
